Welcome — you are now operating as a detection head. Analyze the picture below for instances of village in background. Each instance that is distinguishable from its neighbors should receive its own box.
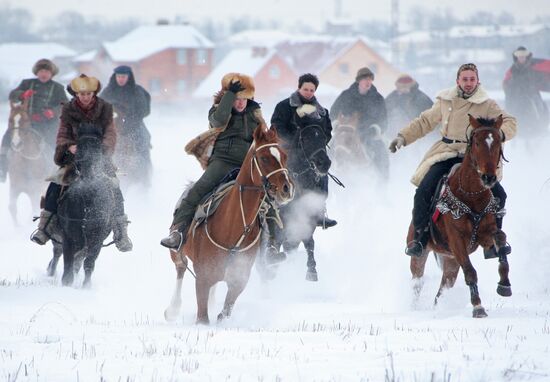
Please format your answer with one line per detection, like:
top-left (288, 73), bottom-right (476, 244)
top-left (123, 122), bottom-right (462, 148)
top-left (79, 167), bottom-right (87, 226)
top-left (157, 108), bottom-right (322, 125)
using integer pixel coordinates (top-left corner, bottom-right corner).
top-left (1, 4), bottom-right (549, 110)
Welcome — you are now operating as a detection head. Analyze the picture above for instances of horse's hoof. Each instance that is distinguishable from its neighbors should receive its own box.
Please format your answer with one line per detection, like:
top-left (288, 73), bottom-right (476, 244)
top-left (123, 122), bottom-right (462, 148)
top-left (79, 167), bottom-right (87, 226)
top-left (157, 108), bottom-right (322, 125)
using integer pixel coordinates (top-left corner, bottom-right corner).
top-left (497, 284), bottom-right (512, 297)
top-left (472, 306), bottom-right (488, 318)
top-left (305, 270), bottom-right (318, 282)
top-left (217, 313), bottom-right (225, 322)
top-left (164, 306), bottom-right (181, 322)
top-left (46, 262), bottom-right (56, 277)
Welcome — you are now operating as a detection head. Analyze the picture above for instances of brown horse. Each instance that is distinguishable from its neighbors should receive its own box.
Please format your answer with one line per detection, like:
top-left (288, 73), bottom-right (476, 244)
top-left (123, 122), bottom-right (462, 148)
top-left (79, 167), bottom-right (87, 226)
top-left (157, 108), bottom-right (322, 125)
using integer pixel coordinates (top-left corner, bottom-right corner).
top-left (409, 115), bottom-right (511, 318)
top-left (164, 125), bottom-right (294, 324)
top-left (331, 112), bottom-right (369, 171)
top-left (6, 100), bottom-right (52, 224)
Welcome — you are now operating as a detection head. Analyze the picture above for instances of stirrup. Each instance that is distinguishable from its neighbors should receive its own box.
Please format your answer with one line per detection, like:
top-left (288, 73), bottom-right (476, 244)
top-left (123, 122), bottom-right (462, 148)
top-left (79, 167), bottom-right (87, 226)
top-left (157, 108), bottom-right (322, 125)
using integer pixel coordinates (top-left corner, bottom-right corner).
top-left (405, 240), bottom-right (425, 257)
top-left (30, 229), bottom-right (49, 245)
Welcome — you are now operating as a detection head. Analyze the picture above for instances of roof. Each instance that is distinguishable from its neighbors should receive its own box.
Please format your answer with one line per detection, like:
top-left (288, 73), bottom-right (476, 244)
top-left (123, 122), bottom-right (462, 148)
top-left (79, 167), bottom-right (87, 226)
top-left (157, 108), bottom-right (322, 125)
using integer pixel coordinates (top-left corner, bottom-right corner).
top-left (0, 42), bottom-right (76, 87)
top-left (73, 49), bottom-right (97, 62)
top-left (193, 48), bottom-right (278, 98)
top-left (103, 24), bottom-right (214, 62)
top-left (440, 48), bottom-right (507, 65)
top-left (227, 29), bottom-right (294, 48)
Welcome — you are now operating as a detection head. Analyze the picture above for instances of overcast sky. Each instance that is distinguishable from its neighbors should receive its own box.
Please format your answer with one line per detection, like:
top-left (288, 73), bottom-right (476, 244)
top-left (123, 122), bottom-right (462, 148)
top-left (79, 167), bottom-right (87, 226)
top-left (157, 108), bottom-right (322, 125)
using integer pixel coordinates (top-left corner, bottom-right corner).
top-left (5, 0), bottom-right (549, 28)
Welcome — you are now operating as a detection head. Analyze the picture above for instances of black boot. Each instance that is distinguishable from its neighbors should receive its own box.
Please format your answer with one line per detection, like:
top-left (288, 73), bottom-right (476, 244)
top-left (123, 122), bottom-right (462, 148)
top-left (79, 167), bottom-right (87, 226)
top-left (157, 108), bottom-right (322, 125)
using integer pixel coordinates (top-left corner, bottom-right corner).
top-left (406, 228), bottom-right (429, 257)
top-left (265, 242), bottom-right (287, 265)
top-left (317, 215), bottom-right (337, 229)
top-left (113, 214), bottom-right (133, 252)
top-left (31, 210), bottom-right (57, 245)
top-left (160, 222), bottom-right (190, 250)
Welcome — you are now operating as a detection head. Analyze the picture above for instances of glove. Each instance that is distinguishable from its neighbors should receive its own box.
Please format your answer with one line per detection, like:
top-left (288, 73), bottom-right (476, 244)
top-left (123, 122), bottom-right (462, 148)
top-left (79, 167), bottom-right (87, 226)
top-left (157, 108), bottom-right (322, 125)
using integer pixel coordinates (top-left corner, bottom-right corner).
top-left (389, 136), bottom-right (405, 153)
top-left (42, 109), bottom-right (55, 119)
top-left (228, 80), bottom-right (245, 94)
top-left (20, 89), bottom-right (35, 100)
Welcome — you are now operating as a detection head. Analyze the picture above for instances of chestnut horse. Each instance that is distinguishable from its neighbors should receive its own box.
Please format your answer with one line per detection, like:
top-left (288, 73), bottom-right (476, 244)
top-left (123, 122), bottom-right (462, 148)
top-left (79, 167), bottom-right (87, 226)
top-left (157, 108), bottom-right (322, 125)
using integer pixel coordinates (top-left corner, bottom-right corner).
top-left (164, 126), bottom-right (294, 324)
top-left (409, 115), bottom-right (511, 318)
top-left (6, 100), bottom-right (51, 223)
top-left (331, 112), bottom-right (369, 171)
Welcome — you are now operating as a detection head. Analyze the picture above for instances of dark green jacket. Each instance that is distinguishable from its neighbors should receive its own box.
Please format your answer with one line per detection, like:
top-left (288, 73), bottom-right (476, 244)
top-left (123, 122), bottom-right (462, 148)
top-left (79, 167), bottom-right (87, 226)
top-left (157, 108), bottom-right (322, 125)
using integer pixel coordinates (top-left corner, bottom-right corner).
top-left (9, 78), bottom-right (68, 122)
top-left (208, 91), bottom-right (260, 166)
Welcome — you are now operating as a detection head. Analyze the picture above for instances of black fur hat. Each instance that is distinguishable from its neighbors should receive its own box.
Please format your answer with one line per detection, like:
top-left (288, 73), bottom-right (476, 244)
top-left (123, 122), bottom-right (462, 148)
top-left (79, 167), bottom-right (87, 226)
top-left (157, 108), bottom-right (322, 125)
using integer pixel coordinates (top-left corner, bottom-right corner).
top-left (32, 59), bottom-right (59, 76)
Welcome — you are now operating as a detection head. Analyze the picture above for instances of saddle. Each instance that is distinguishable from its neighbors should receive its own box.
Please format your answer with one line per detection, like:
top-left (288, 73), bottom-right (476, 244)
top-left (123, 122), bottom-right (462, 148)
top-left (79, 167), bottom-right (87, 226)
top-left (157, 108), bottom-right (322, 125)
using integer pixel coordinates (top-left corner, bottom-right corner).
top-left (192, 180), bottom-right (236, 227)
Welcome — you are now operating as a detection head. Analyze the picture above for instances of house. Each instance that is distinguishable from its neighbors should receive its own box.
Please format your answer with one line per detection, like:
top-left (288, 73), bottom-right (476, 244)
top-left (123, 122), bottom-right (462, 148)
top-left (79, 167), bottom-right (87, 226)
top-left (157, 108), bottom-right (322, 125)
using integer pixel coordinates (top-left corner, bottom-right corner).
top-left (193, 47), bottom-right (297, 103)
top-left (74, 23), bottom-right (214, 103)
top-left (0, 42), bottom-right (76, 96)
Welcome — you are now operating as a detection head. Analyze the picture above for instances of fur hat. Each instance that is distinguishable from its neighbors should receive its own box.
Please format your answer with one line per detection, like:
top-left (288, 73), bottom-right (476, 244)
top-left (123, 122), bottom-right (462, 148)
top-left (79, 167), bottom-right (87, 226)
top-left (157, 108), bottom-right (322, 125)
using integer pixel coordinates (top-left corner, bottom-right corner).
top-left (513, 46), bottom-right (532, 59)
top-left (68, 74), bottom-right (101, 96)
top-left (356, 67), bottom-right (374, 82)
top-left (221, 72), bottom-right (255, 99)
top-left (32, 58), bottom-right (59, 76)
top-left (395, 73), bottom-right (416, 91)
top-left (114, 65), bottom-right (133, 75)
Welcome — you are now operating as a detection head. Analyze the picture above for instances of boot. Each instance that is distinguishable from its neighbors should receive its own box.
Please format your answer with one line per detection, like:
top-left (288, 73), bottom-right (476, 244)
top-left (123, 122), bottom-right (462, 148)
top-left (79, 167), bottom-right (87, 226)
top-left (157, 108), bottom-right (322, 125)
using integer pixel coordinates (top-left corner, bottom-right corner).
top-left (316, 215), bottom-right (337, 229)
top-left (265, 242), bottom-right (286, 265)
top-left (30, 210), bottom-right (55, 245)
top-left (113, 214), bottom-right (133, 252)
top-left (406, 228), bottom-right (429, 257)
top-left (160, 222), bottom-right (190, 250)
top-left (494, 229), bottom-right (511, 256)
top-left (0, 153), bottom-right (7, 183)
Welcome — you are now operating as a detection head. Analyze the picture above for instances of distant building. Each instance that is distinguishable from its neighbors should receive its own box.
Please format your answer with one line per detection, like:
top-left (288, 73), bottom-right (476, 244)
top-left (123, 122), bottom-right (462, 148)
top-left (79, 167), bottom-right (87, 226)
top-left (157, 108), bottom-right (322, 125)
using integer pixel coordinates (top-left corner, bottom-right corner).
top-left (74, 23), bottom-right (214, 103)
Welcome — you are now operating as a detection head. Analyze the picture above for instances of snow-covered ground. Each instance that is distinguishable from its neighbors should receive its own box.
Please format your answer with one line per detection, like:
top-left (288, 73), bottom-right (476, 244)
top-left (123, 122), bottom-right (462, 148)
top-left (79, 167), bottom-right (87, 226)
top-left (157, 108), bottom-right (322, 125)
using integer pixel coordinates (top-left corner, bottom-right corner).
top-left (1, 104), bottom-right (550, 381)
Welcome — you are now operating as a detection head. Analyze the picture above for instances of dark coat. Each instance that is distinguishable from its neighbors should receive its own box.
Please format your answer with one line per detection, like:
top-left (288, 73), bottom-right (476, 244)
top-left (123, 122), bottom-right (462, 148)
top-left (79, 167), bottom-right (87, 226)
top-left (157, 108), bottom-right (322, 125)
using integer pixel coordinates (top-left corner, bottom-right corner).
top-left (385, 84), bottom-right (433, 135)
top-left (271, 91), bottom-right (333, 147)
top-left (208, 91), bottom-right (261, 166)
top-left (55, 97), bottom-right (116, 167)
top-left (330, 83), bottom-right (387, 133)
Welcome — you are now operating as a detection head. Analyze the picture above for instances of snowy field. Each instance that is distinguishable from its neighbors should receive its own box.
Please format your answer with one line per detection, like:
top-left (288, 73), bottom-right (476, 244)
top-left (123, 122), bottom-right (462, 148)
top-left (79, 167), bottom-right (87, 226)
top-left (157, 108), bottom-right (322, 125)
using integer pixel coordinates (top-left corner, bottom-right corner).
top-left (1, 103), bottom-right (550, 381)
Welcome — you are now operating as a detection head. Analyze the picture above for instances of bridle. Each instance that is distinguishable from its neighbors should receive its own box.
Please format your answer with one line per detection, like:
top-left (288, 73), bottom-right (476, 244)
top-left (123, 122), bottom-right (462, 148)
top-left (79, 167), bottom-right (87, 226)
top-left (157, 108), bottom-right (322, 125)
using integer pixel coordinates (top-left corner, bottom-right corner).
top-left (293, 124), bottom-right (328, 181)
top-left (204, 142), bottom-right (290, 255)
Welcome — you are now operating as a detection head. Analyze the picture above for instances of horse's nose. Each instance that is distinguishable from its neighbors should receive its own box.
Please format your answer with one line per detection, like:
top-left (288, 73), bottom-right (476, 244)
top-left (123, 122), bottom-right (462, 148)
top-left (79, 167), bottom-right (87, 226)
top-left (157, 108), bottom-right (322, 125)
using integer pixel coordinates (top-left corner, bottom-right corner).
top-left (481, 174), bottom-right (497, 187)
top-left (280, 180), bottom-right (294, 202)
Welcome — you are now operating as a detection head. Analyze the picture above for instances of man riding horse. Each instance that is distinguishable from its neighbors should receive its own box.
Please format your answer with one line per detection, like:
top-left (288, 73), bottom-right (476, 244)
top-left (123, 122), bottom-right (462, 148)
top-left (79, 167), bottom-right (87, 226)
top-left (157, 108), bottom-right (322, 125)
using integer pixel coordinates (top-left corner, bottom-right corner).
top-left (161, 73), bottom-right (278, 257)
top-left (0, 59), bottom-right (68, 182)
top-left (389, 63), bottom-right (517, 257)
top-left (30, 74), bottom-right (133, 253)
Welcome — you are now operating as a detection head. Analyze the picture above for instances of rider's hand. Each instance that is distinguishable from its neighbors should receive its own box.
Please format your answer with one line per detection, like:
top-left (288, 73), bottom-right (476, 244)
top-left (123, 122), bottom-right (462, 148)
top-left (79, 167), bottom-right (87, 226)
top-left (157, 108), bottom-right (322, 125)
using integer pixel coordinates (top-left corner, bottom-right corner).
top-left (42, 109), bottom-right (55, 119)
top-left (389, 136), bottom-right (405, 153)
top-left (68, 145), bottom-right (77, 154)
top-left (227, 80), bottom-right (245, 94)
top-left (20, 89), bottom-right (35, 100)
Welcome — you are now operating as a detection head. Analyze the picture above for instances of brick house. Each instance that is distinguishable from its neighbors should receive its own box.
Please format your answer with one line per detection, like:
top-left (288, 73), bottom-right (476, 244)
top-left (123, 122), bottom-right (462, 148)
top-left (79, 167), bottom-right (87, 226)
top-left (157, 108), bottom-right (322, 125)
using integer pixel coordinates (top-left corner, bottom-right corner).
top-left (73, 23), bottom-right (214, 103)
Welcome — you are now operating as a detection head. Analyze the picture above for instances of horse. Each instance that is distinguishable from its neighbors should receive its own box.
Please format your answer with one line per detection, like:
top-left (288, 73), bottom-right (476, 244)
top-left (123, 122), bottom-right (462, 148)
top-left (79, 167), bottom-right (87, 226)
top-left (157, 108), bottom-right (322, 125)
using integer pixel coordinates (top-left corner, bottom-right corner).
top-left (56, 123), bottom-right (117, 287)
top-left (164, 125), bottom-right (293, 324)
top-left (112, 108), bottom-right (152, 190)
top-left (408, 115), bottom-right (511, 318)
top-left (258, 123), bottom-right (332, 282)
top-left (6, 100), bottom-right (52, 223)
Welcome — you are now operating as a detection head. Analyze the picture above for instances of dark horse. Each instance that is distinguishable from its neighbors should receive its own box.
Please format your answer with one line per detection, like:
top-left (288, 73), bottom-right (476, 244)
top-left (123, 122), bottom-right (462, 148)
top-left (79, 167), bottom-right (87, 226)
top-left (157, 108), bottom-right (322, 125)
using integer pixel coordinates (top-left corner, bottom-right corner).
top-left (259, 123), bottom-right (332, 282)
top-left (164, 126), bottom-right (293, 324)
top-left (409, 115), bottom-right (511, 318)
top-left (56, 123), bottom-right (116, 287)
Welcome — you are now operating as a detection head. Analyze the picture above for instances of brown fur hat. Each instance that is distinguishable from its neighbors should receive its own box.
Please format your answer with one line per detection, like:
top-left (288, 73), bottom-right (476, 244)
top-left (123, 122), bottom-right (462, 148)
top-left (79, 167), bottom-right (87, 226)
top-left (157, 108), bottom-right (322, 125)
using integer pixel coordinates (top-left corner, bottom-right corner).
top-left (221, 72), bottom-right (255, 99)
top-left (67, 74), bottom-right (101, 96)
top-left (32, 58), bottom-right (59, 76)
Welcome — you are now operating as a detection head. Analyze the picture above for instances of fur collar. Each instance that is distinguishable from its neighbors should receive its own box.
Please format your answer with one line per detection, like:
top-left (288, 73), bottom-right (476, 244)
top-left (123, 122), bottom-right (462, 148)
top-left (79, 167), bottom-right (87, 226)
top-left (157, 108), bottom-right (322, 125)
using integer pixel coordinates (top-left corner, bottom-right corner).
top-left (289, 91), bottom-right (326, 119)
top-left (437, 85), bottom-right (489, 104)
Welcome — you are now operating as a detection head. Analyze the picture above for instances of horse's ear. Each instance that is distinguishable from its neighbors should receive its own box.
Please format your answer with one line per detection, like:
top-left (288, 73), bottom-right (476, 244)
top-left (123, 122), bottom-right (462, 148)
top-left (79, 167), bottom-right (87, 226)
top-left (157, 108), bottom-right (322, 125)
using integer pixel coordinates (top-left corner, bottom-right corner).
top-left (468, 114), bottom-right (480, 128)
top-left (495, 114), bottom-right (503, 129)
top-left (253, 124), bottom-right (271, 142)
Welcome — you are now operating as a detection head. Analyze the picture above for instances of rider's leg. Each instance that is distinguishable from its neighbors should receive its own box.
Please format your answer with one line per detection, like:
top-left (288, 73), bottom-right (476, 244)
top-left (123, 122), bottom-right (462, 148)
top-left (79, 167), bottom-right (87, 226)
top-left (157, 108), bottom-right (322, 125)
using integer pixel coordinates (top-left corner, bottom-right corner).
top-left (490, 181), bottom-right (511, 255)
top-left (161, 160), bottom-right (235, 249)
top-left (111, 184), bottom-right (133, 252)
top-left (408, 157), bottom-right (462, 256)
top-left (315, 175), bottom-right (337, 229)
top-left (31, 183), bottom-right (62, 245)
top-left (0, 128), bottom-right (12, 182)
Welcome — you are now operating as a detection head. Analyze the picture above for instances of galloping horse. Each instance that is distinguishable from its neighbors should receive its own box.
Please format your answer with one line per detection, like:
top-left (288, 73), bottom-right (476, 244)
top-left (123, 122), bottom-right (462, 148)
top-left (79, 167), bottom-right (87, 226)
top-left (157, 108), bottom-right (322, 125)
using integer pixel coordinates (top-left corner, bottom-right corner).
top-left (6, 100), bottom-right (51, 223)
top-left (164, 126), bottom-right (293, 324)
top-left (259, 123), bottom-right (332, 281)
top-left (56, 123), bottom-right (116, 287)
top-left (409, 115), bottom-right (511, 318)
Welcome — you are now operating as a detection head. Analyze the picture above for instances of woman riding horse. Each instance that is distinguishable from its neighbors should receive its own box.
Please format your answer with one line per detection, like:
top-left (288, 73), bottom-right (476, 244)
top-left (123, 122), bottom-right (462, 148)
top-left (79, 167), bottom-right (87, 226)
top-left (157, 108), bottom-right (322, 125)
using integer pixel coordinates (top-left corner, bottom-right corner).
top-left (389, 63), bottom-right (517, 257)
top-left (30, 74), bottom-right (132, 253)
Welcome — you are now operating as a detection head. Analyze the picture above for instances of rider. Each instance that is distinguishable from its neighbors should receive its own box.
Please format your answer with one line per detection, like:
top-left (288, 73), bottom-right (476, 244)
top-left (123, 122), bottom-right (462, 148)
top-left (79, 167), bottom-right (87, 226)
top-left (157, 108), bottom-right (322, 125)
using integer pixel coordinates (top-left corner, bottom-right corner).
top-left (160, 73), bottom-right (264, 250)
top-left (30, 74), bottom-right (133, 252)
top-left (389, 63), bottom-right (517, 257)
top-left (385, 74), bottom-right (433, 137)
top-left (330, 67), bottom-right (389, 178)
top-left (0, 59), bottom-right (68, 182)
top-left (271, 73), bottom-right (335, 229)
top-left (503, 46), bottom-right (550, 136)
top-left (100, 65), bottom-right (152, 185)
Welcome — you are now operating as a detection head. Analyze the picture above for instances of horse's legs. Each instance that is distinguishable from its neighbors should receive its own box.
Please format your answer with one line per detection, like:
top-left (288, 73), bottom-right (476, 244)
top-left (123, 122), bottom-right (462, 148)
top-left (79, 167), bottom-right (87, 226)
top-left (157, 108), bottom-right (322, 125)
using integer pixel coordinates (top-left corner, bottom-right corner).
top-left (164, 251), bottom-right (188, 322)
top-left (218, 258), bottom-right (254, 322)
top-left (82, 245), bottom-right (101, 288)
top-left (496, 254), bottom-right (512, 297)
top-left (195, 276), bottom-right (212, 325)
top-left (434, 255), bottom-right (461, 305)
top-left (8, 187), bottom-right (18, 225)
top-left (303, 236), bottom-right (318, 282)
top-left (46, 241), bottom-right (63, 277)
top-left (410, 252), bottom-right (429, 302)
top-left (61, 242), bottom-right (75, 286)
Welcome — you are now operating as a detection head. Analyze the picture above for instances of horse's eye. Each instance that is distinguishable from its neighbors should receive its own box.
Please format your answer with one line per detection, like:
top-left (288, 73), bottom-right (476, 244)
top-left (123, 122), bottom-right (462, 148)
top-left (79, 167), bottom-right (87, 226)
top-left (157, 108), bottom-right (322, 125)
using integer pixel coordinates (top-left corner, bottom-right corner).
top-left (261, 157), bottom-right (269, 164)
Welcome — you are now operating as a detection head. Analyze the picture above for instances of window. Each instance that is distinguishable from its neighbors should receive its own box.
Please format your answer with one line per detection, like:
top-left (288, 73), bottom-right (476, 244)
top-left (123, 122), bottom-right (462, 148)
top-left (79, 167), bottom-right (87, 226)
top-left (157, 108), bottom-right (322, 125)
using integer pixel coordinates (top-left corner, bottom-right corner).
top-left (339, 63), bottom-right (349, 75)
top-left (150, 78), bottom-right (161, 95)
top-left (177, 49), bottom-right (187, 65)
top-left (269, 65), bottom-right (281, 79)
top-left (195, 49), bottom-right (208, 65)
top-left (177, 80), bottom-right (187, 95)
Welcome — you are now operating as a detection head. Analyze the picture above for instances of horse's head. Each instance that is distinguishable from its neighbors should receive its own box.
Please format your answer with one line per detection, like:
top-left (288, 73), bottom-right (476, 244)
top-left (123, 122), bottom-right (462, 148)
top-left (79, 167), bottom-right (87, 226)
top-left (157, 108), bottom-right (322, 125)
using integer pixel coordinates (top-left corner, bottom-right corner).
top-left (467, 114), bottom-right (504, 189)
top-left (75, 122), bottom-right (104, 179)
top-left (248, 125), bottom-right (294, 206)
top-left (295, 124), bottom-right (332, 177)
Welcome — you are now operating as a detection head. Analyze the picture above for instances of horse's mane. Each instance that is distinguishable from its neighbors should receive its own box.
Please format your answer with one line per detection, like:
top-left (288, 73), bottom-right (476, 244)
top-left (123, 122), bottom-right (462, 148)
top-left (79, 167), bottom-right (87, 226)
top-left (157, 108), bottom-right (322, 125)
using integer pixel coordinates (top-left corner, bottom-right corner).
top-left (475, 117), bottom-right (497, 127)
